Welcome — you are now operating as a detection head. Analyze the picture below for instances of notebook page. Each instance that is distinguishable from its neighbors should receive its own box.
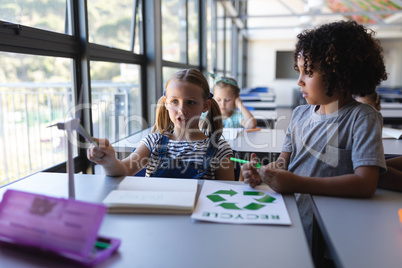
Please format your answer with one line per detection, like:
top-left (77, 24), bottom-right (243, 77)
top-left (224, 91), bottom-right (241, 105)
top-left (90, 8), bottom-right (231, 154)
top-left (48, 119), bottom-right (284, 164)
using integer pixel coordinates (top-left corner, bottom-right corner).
top-left (103, 190), bottom-right (196, 210)
top-left (117, 177), bottom-right (198, 192)
top-left (382, 127), bottom-right (402, 139)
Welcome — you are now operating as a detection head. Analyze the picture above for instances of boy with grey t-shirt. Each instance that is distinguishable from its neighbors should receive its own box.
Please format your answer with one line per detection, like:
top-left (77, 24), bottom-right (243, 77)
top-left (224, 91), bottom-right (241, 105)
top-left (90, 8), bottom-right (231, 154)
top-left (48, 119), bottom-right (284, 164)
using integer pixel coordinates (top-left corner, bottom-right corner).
top-left (283, 101), bottom-right (386, 247)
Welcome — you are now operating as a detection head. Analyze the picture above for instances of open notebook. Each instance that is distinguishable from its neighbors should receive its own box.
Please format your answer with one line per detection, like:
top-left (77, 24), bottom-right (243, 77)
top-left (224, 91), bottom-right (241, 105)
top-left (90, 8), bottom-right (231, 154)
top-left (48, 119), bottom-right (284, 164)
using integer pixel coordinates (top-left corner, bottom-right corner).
top-left (382, 127), bottom-right (402, 139)
top-left (103, 177), bottom-right (198, 214)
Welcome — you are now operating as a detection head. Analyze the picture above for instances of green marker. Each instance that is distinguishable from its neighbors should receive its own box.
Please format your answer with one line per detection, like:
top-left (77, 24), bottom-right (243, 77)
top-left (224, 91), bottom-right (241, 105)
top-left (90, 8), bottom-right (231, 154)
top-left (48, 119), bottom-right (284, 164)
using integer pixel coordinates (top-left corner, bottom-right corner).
top-left (95, 241), bottom-right (110, 249)
top-left (230, 157), bottom-right (261, 169)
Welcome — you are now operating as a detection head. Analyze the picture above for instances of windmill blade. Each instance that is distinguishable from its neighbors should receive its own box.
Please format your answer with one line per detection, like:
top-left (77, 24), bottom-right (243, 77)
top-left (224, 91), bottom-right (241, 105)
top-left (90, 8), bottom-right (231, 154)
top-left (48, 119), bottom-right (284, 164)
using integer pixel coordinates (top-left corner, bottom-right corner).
top-left (47, 123), bottom-right (59, 128)
top-left (47, 122), bottom-right (67, 130)
top-left (77, 124), bottom-right (98, 148)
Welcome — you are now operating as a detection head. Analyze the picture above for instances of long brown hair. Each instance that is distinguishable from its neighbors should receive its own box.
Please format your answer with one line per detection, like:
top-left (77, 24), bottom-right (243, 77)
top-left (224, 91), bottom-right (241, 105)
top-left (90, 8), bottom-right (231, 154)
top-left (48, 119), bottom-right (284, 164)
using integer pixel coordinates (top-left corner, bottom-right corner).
top-left (152, 68), bottom-right (223, 138)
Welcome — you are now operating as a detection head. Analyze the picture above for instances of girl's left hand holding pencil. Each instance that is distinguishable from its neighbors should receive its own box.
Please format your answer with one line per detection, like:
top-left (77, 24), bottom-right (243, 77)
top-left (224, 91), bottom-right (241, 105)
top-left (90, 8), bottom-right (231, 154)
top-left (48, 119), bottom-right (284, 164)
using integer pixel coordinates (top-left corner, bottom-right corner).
top-left (87, 138), bottom-right (116, 166)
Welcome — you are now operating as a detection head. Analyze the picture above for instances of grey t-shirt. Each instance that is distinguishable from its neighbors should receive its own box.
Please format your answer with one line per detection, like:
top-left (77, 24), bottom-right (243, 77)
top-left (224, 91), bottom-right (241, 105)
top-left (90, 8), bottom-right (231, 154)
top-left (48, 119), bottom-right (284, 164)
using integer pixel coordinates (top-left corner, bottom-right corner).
top-left (282, 100), bottom-right (386, 176)
top-left (282, 100), bottom-right (386, 248)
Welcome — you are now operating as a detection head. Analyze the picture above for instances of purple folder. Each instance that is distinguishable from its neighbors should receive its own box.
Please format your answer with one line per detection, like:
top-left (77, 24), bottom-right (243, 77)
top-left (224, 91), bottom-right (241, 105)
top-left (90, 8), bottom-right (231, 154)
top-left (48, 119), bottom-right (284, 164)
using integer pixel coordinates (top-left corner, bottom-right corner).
top-left (0, 189), bottom-right (120, 266)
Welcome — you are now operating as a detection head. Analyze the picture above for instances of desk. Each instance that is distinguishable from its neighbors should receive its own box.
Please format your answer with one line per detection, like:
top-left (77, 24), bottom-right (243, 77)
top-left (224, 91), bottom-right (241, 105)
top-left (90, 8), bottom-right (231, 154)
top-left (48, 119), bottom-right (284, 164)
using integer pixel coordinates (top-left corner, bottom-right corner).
top-left (228, 129), bottom-right (285, 154)
top-left (244, 101), bottom-right (277, 110)
top-left (383, 139), bottom-right (402, 155)
top-left (380, 93), bottom-right (402, 100)
top-left (381, 103), bottom-right (402, 125)
top-left (0, 172), bottom-right (314, 268)
top-left (310, 189), bottom-right (402, 268)
top-left (250, 110), bottom-right (278, 128)
top-left (381, 103), bottom-right (402, 109)
top-left (251, 110), bottom-right (277, 119)
top-left (381, 109), bottom-right (402, 119)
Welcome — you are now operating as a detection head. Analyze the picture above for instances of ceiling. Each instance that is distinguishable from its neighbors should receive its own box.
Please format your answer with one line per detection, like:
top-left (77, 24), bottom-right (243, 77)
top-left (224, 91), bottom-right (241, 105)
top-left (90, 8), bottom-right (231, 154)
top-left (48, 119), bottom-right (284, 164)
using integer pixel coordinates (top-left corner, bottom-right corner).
top-left (224, 0), bottom-right (402, 40)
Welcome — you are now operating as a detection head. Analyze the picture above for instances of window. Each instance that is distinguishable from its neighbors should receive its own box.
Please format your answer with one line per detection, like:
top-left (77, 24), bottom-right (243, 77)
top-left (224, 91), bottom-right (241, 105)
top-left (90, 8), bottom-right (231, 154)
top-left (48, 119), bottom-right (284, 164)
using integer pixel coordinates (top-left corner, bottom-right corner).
top-left (0, 52), bottom-right (73, 184)
top-left (161, 0), bottom-right (200, 67)
top-left (206, 0), bottom-right (213, 74)
top-left (237, 34), bottom-right (244, 87)
top-left (162, 0), bottom-right (187, 62)
top-left (88, 0), bottom-right (142, 52)
top-left (188, 0), bottom-right (199, 65)
top-left (132, 0), bottom-right (143, 54)
top-left (0, 0), bottom-right (70, 34)
top-left (225, 16), bottom-right (231, 73)
top-left (90, 61), bottom-right (142, 142)
top-left (216, 3), bottom-right (225, 72)
top-left (211, 2), bottom-right (245, 83)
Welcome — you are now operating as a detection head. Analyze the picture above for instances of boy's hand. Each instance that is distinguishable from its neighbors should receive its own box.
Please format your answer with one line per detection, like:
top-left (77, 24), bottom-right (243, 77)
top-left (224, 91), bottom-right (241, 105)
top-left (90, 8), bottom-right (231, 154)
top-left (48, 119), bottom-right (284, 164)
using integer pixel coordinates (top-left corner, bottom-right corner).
top-left (241, 153), bottom-right (262, 188)
top-left (257, 167), bottom-right (299, 193)
top-left (87, 138), bottom-right (115, 165)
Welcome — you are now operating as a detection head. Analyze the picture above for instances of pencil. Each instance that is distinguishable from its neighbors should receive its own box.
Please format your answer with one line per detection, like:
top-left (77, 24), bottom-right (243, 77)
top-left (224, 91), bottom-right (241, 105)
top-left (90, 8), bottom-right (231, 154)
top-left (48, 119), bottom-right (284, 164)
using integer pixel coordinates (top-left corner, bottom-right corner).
top-left (246, 127), bottom-right (261, 132)
top-left (230, 157), bottom-right (261, 168)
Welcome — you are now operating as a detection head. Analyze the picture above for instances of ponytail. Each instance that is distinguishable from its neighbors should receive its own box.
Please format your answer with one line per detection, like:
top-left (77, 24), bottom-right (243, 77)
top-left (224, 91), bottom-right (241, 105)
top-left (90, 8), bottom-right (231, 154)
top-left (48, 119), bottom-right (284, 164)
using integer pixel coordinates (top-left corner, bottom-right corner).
top-left (152, 96), bottom-right (174, 134)
top-left (200, 98), bottom-right (223, 139)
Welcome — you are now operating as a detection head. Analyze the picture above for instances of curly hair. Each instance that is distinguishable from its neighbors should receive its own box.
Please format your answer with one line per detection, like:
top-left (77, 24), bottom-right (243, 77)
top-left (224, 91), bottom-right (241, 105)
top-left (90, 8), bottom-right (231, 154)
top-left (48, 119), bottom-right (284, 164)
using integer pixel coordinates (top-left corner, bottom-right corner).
top-left (293, 20), bottom-right (388, 98)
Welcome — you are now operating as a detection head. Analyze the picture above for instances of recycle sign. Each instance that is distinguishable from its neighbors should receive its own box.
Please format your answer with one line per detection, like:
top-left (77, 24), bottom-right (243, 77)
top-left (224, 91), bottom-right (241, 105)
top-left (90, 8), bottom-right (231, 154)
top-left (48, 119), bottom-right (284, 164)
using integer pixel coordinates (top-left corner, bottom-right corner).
top-left (206, 189), bottom-right (276, 210)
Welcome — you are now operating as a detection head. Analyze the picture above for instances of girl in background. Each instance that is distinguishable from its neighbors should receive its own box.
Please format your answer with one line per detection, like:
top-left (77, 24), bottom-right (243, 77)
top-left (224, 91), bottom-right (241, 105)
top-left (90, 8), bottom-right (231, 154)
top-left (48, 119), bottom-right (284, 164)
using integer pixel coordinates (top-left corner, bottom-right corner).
top-left (88, 68), bottom-right (235, 180)
top-left (210, 74), bottom-right (257, 129)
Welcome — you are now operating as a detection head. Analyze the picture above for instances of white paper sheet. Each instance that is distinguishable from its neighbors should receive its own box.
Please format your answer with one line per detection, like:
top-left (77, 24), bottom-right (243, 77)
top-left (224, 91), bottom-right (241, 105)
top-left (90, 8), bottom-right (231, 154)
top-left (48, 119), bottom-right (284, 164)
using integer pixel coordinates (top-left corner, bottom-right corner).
top-left (191, 181), bottom-right (291, 225)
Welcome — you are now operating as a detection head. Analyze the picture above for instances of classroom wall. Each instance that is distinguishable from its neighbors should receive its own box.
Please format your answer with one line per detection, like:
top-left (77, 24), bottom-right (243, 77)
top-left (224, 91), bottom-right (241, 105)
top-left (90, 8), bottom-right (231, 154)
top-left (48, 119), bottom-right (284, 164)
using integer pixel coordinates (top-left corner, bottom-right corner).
top-left (247, 39), bottom-right (299, 107)
top-left (380, 39), bottom-right (402, 87)
top-left (247, 38), bottom-right (402, 107)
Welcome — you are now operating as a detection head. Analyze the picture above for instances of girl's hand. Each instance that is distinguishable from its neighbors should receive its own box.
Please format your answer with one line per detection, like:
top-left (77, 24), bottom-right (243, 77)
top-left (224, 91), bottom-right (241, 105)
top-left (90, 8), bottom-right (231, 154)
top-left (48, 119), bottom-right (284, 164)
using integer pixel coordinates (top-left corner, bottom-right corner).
top-left (87, 138), bottom-right (116, 165)
top-left (240, 153), bottom-right (262, 188)
top-left (257, 167), bottom-right (299, 193)
top-left (235, 97), bottom-right (243, 109)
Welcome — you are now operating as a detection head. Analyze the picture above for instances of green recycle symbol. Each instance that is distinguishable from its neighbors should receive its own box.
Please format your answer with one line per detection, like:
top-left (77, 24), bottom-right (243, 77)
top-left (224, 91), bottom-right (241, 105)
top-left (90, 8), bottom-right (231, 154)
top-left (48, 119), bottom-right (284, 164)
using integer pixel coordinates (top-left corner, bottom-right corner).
top-left (206, 189), bottom-right (276, 210)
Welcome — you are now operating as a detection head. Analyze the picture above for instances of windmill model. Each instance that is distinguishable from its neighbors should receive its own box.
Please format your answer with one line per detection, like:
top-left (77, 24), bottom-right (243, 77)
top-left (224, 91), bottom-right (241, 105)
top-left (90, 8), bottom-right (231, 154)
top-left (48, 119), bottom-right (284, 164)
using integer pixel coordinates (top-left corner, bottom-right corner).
top-left (48, 87), bottom-right (98, 199)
